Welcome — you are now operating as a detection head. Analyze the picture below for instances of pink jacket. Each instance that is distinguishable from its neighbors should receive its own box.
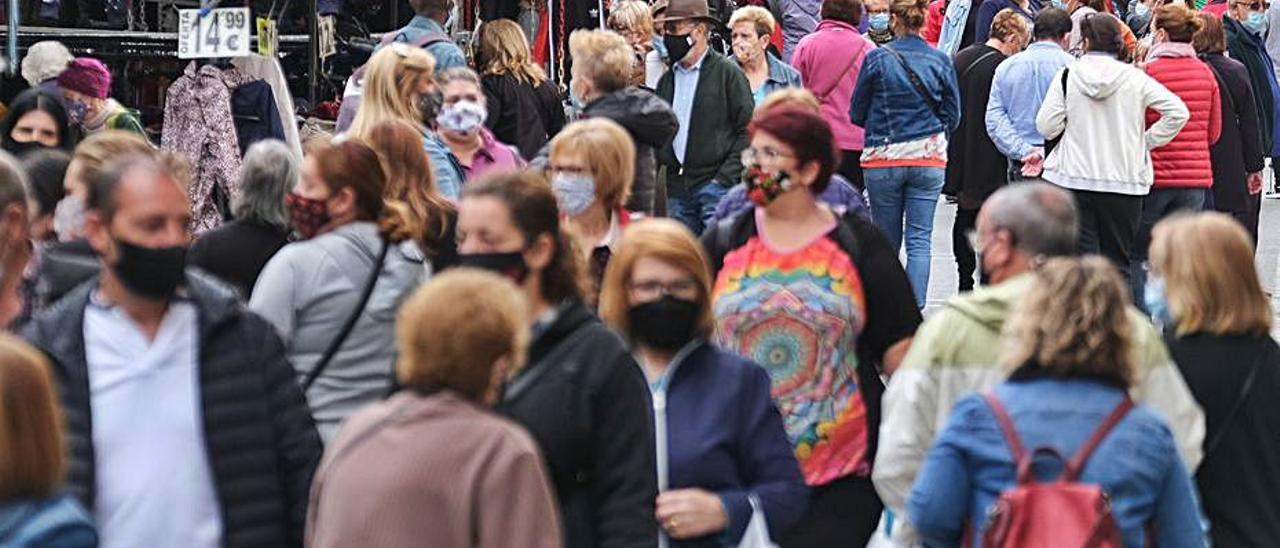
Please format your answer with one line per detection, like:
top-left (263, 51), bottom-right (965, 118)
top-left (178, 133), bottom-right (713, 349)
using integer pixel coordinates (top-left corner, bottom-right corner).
top-left (792, 20), bottom-right (876, 151)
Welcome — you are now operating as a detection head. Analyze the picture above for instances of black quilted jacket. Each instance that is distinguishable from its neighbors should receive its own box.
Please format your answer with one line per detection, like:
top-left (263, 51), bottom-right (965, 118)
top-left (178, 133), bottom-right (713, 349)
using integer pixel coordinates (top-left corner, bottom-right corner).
top-left (22, 271), bottom-right (323, 548)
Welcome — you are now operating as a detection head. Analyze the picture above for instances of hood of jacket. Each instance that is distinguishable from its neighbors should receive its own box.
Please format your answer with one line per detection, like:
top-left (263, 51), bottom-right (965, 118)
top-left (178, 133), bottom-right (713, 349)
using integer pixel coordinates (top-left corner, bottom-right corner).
top-left (1072, 53), bottom-right (1133, 100)
top-left (583, 87), bottom-right (678, 149)
top-left (942, 273), bottom-right (1033, 335)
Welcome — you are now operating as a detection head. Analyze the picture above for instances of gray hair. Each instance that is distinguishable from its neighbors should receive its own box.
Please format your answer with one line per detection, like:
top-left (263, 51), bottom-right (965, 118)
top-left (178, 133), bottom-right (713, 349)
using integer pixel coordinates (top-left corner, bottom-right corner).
top-left (21, 41), bottom-right (73, 88)
top-left (437, 66), bottom-right (482, 88)
top-left (983, 182), bottom-right (1079, 258)
top-left (234, 140), bottom-right (296, 229)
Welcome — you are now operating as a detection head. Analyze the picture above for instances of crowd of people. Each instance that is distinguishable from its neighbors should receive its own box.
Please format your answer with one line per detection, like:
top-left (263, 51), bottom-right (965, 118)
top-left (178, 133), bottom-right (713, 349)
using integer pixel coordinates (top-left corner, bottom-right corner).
top-left (0, 0), bottom-right (1279, 546)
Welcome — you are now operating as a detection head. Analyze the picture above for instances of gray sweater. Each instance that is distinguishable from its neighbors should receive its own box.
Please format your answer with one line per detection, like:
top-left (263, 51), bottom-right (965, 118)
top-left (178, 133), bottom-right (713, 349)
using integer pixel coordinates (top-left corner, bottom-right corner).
top-left (250, 222), bottom-right (426, 442)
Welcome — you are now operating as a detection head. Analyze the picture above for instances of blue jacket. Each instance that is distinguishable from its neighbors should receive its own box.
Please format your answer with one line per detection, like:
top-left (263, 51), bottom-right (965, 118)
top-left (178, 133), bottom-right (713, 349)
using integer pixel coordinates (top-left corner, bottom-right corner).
top-left (651, 342), bottom-right (808, 546)
top-left (0, 495), bottom-right (97, 547)
top-left (749, 53), bottom-right (805, 104)
top-left (380, 16), bottom-right (467, 73)
top-left (422, 131), bottom-right (464, 200)
top-left (937, 0), bottom-right (972, 56)
top-left (850, 35), bottom-right (962, 147)
top-left (908, 378), bottom-right (1206, 548)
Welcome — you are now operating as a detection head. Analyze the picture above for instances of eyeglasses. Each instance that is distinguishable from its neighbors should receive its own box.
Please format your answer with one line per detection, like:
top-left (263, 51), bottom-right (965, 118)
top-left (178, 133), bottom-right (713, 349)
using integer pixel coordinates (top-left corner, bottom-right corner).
top-left (741, 147), bottom-right (794, 167)
top-left (628, 279), bottom-right (700, 300)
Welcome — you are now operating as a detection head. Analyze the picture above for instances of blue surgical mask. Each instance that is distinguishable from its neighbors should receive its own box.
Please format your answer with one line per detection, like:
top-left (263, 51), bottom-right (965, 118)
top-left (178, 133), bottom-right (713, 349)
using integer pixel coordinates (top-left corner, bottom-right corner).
top-left (1245, 11), bottom-right (1269, 34)
top-left (551, 173), bottom-right (597, 216)
top-left (1134, 2), bottom-right (1150, 17)
top-left (1051, 0), bottom-right (1067, 9)
top-left (1143, 276), bottom-right (1174, 327)
top-left (869, 13), bottom-right (890, 31)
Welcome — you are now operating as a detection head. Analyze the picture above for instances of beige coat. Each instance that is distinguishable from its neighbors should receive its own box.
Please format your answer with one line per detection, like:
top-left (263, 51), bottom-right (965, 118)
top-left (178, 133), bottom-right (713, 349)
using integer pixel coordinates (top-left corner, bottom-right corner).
top-left (306, 390), bottom-right (563, 548)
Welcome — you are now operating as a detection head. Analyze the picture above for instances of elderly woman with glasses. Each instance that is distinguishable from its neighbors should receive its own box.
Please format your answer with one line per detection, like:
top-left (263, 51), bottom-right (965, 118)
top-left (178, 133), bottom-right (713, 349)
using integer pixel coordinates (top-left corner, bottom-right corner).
top-left (701, 106), bottom-right (921, 547)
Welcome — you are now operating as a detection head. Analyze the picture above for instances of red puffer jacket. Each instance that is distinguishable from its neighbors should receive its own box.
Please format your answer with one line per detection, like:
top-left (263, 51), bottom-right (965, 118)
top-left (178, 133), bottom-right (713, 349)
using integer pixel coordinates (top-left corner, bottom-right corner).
top-left (1145, 44), bottom-right (1222, 188)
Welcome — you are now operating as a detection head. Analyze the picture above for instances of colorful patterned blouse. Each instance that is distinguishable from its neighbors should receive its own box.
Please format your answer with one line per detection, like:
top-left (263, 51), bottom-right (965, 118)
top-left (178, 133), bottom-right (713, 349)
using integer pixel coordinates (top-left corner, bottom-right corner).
top-left (711, 212), bottom-right (871, 486)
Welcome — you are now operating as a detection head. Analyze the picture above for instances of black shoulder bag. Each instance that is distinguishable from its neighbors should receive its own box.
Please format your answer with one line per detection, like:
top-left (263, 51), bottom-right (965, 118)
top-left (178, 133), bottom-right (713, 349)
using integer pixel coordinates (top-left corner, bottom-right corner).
top-left (301, 238), bottom-right (391, 392)
top-left (883, 45), bottom-right (946, 123)
top-left (1044, 68), bottom-right (1070, 155)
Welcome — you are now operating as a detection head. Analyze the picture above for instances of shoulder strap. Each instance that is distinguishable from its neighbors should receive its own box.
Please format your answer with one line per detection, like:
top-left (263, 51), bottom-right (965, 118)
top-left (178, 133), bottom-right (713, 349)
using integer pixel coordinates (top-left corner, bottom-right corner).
top-left (982, 391), bottom-right (1026, 463)
top-left (1063, 397), bottom-right (1134, 481)
top-left (884, 45), bottom-right (946, 122)
top-left (1203, 353), bottom-right (1264, 457)
top-left (705, 215), bottom-right (745, 277)
top-left (1203, 58), bottom-right (1236, 113)
top-left (302, 237), bottom-right (391, 392)
top-left (816, 37), bottom-right (869, 101)
top-left (959, 50), bottom-right (1002, 84)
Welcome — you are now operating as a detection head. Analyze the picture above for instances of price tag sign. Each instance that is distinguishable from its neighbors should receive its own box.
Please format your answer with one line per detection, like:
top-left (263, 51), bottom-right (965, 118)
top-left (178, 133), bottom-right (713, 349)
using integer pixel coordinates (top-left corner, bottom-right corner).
top-left (178, 7), bottom-right (252, 59)
top-left (256, 16), bottom-right (278, 57)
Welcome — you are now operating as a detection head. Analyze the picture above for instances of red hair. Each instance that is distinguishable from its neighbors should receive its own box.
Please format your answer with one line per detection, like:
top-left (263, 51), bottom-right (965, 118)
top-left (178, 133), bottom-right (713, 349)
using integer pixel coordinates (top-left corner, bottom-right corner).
top-left (747, 107), bottom-right (838, 193)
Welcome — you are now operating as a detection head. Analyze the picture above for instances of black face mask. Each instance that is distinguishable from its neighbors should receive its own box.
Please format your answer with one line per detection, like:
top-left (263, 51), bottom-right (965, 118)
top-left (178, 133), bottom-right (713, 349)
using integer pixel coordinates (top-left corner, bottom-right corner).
top-left (6, 139), bottom-right (51, 158)
top-left (110, 238), bottom-right (188, 300)
top-left (663, 33), bottom-right (695, 64)
top-left (458, 251), bottom-right (530, 284)
top-left (627, 296), bottom-right (699, 351)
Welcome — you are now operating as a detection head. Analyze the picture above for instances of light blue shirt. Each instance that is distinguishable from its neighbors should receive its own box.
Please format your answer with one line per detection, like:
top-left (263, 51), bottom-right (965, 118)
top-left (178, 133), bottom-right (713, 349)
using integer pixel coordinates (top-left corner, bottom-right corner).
top-left (986, 41), bottom-right (1075, 160)
top-left (85, 298), bottom-right (222, 548)
top-left (671, 49), bottom-right (710, 164)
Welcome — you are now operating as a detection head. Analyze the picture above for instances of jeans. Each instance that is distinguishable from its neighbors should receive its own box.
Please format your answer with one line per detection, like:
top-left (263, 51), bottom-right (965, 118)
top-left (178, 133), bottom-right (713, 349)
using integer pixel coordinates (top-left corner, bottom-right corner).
top-left (668, 182), bottom-right (729, 235)
top-left (864, 166), bottom-right (945, 309)
top-left (1130, 187), bottom-right (1206, 312)
top-left (1073, 189), bottom-right (1143, 289)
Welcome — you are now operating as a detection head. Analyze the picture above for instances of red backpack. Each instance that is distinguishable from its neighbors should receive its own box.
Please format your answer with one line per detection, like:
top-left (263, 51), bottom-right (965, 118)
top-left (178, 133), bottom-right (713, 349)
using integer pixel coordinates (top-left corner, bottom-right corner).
top-left (979, 392), bottom-right (1134, 548)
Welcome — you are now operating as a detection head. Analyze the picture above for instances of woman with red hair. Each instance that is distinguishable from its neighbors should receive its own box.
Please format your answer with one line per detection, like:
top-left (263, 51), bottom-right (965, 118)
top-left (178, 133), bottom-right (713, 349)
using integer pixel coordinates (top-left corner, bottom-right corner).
top-left (701, 107), bottom-right (922, 547)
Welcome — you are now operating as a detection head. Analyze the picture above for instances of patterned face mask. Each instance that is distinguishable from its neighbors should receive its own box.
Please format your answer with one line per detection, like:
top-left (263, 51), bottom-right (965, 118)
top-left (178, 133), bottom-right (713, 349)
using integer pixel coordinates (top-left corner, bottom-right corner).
top-left (285, 192), bottom-right (332, 240)
top-left (436, 100), bottom-right (488, 135)
top-left (742, 163), bottom-right (794, 207)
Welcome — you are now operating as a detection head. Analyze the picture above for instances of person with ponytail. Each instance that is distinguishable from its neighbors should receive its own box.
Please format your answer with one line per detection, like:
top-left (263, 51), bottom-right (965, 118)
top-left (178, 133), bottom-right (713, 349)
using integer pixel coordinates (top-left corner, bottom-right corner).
top-left (250, 137), bottom-right (427, 442)
top-left (455, 171), bottom-right (657, 548)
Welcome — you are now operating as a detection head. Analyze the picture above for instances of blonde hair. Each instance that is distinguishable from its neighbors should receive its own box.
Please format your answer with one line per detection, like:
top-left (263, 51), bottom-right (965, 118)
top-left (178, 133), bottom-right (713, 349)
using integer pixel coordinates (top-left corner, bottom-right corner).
top-left (599, 219), bottom-right (715, 340)
top-left (549, 118), bottom-right (635, 211)
top-left (348, 44), bottom-right (436, 141)
top-left (397, 269), bottom-right (530, 401)
top-left (989, 9), bottom-right (1030, 42)
top-left (1150, 213), bottom-right (1271, 336)
top-left (0, 334), bottom-right (64, 501)
top-left (756, 87), bottom-right (822, 114)
top-left (569, 30), bottom-right (635, 94)
top-left (1155, 3), bottom-right (1204, 42)
top-left (69, 130), bottom-right (153, 195)
top-left (1000, 256), bottom-right (1135, 387)
top-left (729, 6), bottom-right (777, 37)
top-left (479, 19), bottom-right (547, 86)
top-left (608, 0), bottom-right (655, 37)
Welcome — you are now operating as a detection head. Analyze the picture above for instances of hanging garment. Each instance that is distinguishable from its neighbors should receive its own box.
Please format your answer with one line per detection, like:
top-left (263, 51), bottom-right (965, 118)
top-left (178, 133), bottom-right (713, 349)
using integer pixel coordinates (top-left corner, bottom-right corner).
top-left (231, 80), bottom-right (286, 155)
top-left (232, 54), bottom-right (304, 160)
top-left (162, 63), bottom-right (249, 235)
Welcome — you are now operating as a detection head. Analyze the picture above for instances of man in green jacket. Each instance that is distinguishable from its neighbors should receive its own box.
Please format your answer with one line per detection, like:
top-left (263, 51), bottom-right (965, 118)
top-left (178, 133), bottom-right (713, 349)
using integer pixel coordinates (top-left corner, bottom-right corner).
top-left (867, 182), bottom-right (1206, 548)
top-left (656, 0), bottom-right (754, 234)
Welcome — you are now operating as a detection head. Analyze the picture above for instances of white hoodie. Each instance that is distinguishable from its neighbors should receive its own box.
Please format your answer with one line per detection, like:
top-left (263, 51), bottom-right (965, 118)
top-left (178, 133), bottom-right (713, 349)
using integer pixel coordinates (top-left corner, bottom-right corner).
top-left (1036, 53), bottom-right (1189, 196)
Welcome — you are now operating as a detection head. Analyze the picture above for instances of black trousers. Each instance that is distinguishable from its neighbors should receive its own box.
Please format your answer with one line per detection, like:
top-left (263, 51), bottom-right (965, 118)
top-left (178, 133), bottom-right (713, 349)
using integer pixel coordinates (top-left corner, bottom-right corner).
top-left (953, 207), bottom-right (979, 292)
top-left (838, 149), bottom-right (865, 193)
top-left (780, 475), bottom-right (882, 548)
top-left (1073, 189), bottom-right (1143, 287)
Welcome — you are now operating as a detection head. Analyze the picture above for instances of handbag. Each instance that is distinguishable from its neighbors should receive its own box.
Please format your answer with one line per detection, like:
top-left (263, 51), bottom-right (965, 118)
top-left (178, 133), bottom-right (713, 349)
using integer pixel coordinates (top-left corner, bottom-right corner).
top-left (301, 237), bottom-right (391, 392)
top-left (1044, 68), bottom-right (1070, 156)
top-left (883, 45), bottom-right (946, 123)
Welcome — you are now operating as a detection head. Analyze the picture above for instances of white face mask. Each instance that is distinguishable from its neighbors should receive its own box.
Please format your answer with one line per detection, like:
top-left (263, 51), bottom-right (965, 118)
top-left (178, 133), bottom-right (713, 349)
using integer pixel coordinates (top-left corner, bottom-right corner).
top-left (436, 100), bottom-right (488, 135)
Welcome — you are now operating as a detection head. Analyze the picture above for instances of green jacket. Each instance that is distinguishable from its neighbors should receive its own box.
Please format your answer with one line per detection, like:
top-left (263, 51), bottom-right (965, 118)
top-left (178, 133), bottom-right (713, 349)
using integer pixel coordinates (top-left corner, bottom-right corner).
top-left (656, 51), bottom-right (753, 193)
top-left (869, 274), bottom-right (1206, 547)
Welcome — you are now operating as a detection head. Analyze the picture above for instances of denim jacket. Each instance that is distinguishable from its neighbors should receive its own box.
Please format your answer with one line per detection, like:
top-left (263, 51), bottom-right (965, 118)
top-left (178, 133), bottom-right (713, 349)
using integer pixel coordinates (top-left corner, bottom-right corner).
top-left (936, 0), bottom-right (971, 56)
top-left (850, 35), bottom-right (962, 147)
top-left (750, 53), bottom-right (804, 103)
top-left (908, 378), bottom-right (1207, 548)
top-left (0, 495), bottom-right (97, 547)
